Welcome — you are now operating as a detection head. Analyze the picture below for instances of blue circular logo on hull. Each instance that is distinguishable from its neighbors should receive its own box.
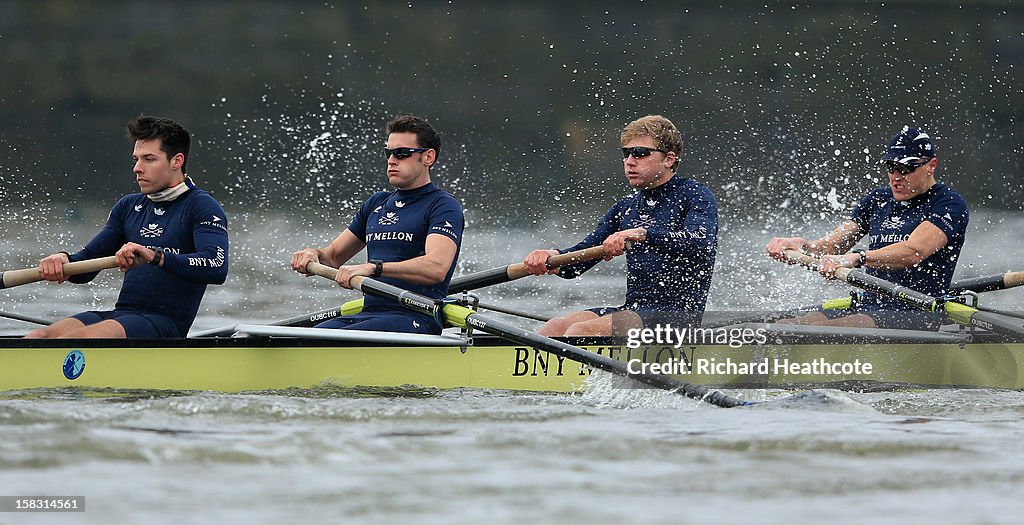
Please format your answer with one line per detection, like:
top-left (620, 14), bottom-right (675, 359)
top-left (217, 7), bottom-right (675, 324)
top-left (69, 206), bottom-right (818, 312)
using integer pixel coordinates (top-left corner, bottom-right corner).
top-left (63, 350), bottom-right (86, 380)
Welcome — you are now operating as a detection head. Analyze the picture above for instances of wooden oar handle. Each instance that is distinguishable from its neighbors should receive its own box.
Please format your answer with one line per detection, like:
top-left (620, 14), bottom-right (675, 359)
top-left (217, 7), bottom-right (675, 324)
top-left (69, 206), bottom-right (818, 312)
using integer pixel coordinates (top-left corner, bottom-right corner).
top-left (782, 249), bottom-right (852, 281)
top-left (1004, 272), bottom-right (1024, 289)
top-left (505, 245), bottom-right (609, 280)
top-left (306, 261), bottom-right (339, 280)
top-left (1, 256), bottom-right (119, 290)
top-left (548, 245), bottom-right (608, 268)
top-left (782, 249), bottom-right (817, 268)
top-left (305, 261), bottom-right (370, 291)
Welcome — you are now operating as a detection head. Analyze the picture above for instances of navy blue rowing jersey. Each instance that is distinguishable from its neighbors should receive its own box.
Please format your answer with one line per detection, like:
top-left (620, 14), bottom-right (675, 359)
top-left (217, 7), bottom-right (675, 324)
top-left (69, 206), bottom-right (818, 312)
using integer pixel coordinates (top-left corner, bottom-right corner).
top-left (347, 182), bottom-right (464, 329)
top-left (851, 183), bottom-right (969, 310)
top-left (557, 176), bottom-right (718, 312)
top-left (67, 188), bottom-right (229, 335)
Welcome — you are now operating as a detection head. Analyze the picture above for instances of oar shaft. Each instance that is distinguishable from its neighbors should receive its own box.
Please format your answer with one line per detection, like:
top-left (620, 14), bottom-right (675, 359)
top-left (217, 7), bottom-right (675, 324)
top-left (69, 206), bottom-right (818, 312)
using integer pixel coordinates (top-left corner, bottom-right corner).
top-left (504, 245), bottom-right (608, 280)
top-left (782, 250), bottom-right (1024, 338)
top-left (974, 305), bottom-right (1024, 320)
top-left (0, 256), bottom-right (119, 290)
top-left (0, 311), bottom-right (52, 326)
top-left (970, 310), bottom-right (1024, 336)
top-left (944, 302), bottom-right (1024, 336)
top-left (951, 272), bottom-right (1024, 293)
top-left (448, 267), bottom-right (510, 293)
top-left (449, 246), bottom-right (607, 292)
top-left (472, 302), bottom-right (551, 322)
top-left (270, 300), bottom-right (364, 328)
top-left (839, 268), bottom-right (938, 311)
top-left (784, 249), bottom-right (940, 310)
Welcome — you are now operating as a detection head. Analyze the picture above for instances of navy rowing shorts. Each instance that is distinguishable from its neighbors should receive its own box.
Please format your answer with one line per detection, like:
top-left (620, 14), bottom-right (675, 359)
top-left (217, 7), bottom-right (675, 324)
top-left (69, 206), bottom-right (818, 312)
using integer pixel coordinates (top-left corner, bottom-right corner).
top-left (72, 310), bottom-right (182, 338)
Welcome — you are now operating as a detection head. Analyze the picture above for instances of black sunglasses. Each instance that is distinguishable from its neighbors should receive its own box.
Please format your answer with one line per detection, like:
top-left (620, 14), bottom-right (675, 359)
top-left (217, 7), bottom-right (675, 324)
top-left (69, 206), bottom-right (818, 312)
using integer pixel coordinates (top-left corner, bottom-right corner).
top-left (883, 159), bottom-right (928, 175)
top-left (383, 147), bottom-right (429, 160)
top-left (621, 146), bottom-right (667, 159)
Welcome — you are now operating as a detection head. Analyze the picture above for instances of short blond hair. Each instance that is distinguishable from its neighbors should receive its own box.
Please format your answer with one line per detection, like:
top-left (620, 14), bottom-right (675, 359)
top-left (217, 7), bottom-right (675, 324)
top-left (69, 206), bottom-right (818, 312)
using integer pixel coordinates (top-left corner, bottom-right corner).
top-left (620, 115), bottom-right (683, 159)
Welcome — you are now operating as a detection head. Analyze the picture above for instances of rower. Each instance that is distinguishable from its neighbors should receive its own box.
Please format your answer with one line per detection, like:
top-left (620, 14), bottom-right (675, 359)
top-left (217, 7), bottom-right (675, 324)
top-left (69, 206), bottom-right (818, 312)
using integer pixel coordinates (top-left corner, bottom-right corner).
top-left (766, 126), bottom-right (969, 329)
top-left (522, 115), bottom-right (719, 337)
top-left (290, 115), bottom-right (464, 335)
top-left (25, 116), bottom-right (229, 339)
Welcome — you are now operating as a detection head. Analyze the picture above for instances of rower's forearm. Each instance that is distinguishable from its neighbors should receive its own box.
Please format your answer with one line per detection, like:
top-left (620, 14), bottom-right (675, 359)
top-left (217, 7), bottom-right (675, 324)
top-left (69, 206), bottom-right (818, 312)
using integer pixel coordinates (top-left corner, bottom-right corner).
top-left (862, 245), bottom-right (926, 270)
top-left (805, 221), bottom-right (862, 256)
top-left (802, 239), bottom-right (843, 256)
top-left (805, 235), bottom-right (857, 256)
top-left (381, 256), bottom-right (453, 285)
top-left (318, 245), bottom-right (360, 269)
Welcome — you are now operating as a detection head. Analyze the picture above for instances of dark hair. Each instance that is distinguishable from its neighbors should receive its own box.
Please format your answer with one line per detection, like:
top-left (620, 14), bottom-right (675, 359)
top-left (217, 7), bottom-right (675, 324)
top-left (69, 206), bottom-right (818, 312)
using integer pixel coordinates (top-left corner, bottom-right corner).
top-left (386, 115), bottom-right (441, 159)
top-left (126, 115), bottom-right (191, 171)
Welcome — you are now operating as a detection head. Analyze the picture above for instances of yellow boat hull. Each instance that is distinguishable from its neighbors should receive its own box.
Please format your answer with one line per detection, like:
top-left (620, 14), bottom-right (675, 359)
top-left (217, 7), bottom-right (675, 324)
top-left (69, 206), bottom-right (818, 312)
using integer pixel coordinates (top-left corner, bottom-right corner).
top-left (3, 336), bottom-right (1023, 392)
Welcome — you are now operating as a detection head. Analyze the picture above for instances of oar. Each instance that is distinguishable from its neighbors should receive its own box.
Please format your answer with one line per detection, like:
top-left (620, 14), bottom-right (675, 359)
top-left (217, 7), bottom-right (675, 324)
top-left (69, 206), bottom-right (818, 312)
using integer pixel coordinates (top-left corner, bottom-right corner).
top-left (306, 261), bottom-right (747, 408)
top-left (951, 271), bottom-right (1024, 294)
top-left (0, 311), bottom-right (52, 326)
top-left (700, 296), bottom-right (854, 328)
top-left (710, 270), bottom-right (1024, 328)
top-left (0, 256), bottom-right (118, 290)
top-left (782, 250), bottom-right (1024, 338)
top-left (463, 301), bottom-right (551, 323)
top-left (449, 246), bottom-right (608, 293)
top-left (189, 299), bottom-right (365, 337)
top-left (264, 300), bottom-right (364, 328)
top-left (972, 305), bottom-right (1024, 321)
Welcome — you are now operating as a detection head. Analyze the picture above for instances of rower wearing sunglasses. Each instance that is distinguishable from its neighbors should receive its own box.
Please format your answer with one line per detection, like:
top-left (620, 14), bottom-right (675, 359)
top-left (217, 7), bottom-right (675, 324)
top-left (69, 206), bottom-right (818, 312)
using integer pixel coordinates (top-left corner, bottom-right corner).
top-left (766, 126), bottom-right (969, 329)
top-left (290, 115), bottom-right (464, 334)
top-left (522, 114), bottom-right (719, 336)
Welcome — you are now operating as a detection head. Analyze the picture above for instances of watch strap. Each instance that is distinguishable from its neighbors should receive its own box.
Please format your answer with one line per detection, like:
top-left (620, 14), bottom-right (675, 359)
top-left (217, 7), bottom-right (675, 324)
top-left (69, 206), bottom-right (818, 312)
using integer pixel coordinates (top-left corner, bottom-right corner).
top-left (370, 259), bottom-right (384, 277)
top-left (851, 249), bottom-right (867, 268)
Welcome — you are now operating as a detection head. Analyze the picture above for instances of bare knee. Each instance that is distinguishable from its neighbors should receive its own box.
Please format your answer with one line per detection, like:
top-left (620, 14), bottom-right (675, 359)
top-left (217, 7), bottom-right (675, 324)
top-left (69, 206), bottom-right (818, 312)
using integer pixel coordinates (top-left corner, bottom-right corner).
top-left (776, 312), bottom-right (828, 325)
top-left (564, 320), bottom-right (612, 337)
top-left (562, 323), bottom-right (589, 337)
top-left (23, 328), bottom-right (55, 339)
top-left (22, 318), bottom-right (88, 339)
top-left (537, 319), bottom-right (570, 337)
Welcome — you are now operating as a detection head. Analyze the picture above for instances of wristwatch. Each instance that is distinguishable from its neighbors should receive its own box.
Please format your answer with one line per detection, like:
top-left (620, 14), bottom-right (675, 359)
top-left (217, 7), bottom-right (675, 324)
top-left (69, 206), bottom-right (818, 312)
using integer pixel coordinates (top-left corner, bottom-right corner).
top-left (370, 259), bottom-right (384, 277)
top-left (150, 250), bottom-right (164, 266)
top-left (851, 249), bottom-right (867, 268)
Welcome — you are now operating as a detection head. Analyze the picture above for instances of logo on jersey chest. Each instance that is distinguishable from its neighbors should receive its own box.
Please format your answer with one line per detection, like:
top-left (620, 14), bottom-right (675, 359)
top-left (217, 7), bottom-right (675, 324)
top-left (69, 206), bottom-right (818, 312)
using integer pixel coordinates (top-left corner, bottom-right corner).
top-left (880, 214), bottom-right (907, 231)
top-left (632, 213), bottom-right (657, 229)
top-left (140, 223), bottom-right (164, 238)
top-left (378, 211), bottom-right (400, 226)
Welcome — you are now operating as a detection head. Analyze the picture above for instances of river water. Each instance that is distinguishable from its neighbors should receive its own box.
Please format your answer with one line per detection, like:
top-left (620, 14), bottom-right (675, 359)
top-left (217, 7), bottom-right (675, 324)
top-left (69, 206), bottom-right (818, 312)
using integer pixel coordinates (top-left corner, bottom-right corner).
top-left (1, 209), bottom-right (1023, 524)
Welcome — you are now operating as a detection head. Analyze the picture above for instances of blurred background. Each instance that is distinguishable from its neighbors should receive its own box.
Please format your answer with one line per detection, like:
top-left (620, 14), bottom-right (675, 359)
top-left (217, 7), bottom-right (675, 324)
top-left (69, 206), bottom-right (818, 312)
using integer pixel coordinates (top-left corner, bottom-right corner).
top-left (1, 1), bottom-right (1021, 328)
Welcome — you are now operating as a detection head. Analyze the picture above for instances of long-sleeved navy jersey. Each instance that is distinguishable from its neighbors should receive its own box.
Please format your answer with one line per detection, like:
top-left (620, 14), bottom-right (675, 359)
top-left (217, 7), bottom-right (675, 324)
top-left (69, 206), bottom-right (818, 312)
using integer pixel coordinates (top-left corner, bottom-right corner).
top-left (67, 187), bottom-right (229, 335)
top-left (557, 175), bottom-right (718, 313)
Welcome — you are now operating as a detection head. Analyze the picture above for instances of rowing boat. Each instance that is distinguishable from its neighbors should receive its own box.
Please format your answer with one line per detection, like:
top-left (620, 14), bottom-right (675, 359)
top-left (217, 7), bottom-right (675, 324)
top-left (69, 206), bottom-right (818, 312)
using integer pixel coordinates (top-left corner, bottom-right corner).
top-left (4, 323), bottom-right (1022, 392)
